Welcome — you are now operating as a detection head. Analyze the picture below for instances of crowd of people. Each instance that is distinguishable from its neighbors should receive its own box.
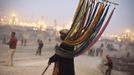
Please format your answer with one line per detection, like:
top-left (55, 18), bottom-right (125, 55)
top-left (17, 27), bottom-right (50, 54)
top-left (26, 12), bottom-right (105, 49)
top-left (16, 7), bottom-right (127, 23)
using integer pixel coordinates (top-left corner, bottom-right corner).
top-left (2, 31), bottom-right (114, 75)
top-left (88, 43), bottom-right (104, 57)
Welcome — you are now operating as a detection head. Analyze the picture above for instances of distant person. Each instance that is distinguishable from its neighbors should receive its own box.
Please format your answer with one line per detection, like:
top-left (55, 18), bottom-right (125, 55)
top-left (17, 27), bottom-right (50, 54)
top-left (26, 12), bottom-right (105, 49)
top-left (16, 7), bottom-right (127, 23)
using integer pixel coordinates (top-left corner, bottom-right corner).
top-left (126, 51), bottom-right (130, 57)
top-left (88, 48), bottom-right (94, 56)
top-left (6, 32), bottom-right (18, 66)
top-left (48, 29), bottom-right (75, 75)
top-left (2, 35), bottom-right (6, 44)
top-left (21, 38), bottom-right (24, 46)
top-left (24, 39), bottom-right (27, 46)
top-left (36, 39), bottom-right (44, 56)
top-left (96, 48), bottom-right (99, 56)
top-left (48, 38), bottom-right (51, 42)
top-left (100, 43), bottom-right (104, 48)
top-left (99, 43), bottom-right (104, 56)
top-left (100, 48), bottom-right (103, 56)
top-left (104, 55), bottom-right (113, 75)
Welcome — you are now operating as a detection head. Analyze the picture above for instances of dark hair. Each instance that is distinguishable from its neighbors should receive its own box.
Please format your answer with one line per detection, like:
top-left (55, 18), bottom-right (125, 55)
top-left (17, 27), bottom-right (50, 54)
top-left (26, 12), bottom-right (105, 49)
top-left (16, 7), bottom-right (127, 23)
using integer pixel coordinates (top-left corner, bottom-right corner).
top-left (12, 32), bottom-right (16, 35)
top-left (60, 34), bottom-right (66, 40)
top-left (59, 29), bottom-right (68, 40)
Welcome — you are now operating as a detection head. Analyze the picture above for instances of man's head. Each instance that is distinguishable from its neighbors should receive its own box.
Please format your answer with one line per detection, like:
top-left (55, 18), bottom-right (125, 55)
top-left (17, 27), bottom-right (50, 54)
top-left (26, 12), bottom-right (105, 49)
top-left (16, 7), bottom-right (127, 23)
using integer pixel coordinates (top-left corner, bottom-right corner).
top-left (106, 54), bottom-right (110, 59)
top-left (11, 32), bottom-right (16, 37)
top-left (59, 29), bottom-right (68, 40)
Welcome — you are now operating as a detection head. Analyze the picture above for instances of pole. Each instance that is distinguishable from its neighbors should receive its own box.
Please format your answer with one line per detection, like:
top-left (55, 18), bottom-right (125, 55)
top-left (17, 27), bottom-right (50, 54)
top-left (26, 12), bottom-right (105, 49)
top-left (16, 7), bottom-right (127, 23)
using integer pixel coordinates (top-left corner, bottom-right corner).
top-left (41, 64), bottom-right (51, 75)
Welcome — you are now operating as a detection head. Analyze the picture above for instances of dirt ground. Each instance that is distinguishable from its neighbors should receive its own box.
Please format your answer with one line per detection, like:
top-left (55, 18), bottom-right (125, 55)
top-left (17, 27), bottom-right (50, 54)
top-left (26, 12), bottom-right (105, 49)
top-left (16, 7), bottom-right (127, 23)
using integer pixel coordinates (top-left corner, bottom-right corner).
top-left (0, 40), bottom-right (133, 75)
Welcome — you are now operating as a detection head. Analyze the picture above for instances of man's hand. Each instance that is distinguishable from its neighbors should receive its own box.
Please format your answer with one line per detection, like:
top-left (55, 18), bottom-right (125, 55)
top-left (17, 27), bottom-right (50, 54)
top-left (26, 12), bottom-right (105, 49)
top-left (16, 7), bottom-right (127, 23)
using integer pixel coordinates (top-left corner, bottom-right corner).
top-left (48, 54), bottom-right (59, 64)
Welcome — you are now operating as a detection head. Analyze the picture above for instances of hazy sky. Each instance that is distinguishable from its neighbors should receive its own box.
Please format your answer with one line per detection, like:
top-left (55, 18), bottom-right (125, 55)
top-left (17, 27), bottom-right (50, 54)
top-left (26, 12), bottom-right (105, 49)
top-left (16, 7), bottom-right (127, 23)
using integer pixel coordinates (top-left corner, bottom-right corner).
top-left (0, 0), bottom-right (134, 34)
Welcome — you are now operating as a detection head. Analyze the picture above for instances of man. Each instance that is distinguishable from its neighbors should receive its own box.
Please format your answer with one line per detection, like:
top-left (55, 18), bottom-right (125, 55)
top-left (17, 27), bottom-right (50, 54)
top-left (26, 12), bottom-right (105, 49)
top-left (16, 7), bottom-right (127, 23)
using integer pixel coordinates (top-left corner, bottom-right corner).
top-left (105, 55), bottom-right (113, 75)
top-left (6, 32), bottom-right (18, 66)
top-left (36, 39), bottom-right (44, 56)
top-left (49, 29), bottom-right (75, 75)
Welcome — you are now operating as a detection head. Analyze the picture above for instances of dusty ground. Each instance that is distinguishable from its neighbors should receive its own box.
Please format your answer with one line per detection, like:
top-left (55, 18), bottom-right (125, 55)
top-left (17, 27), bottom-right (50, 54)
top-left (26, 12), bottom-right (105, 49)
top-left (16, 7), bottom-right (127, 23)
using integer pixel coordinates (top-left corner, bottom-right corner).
top-left (0, 40), bottom-right (132, 75)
